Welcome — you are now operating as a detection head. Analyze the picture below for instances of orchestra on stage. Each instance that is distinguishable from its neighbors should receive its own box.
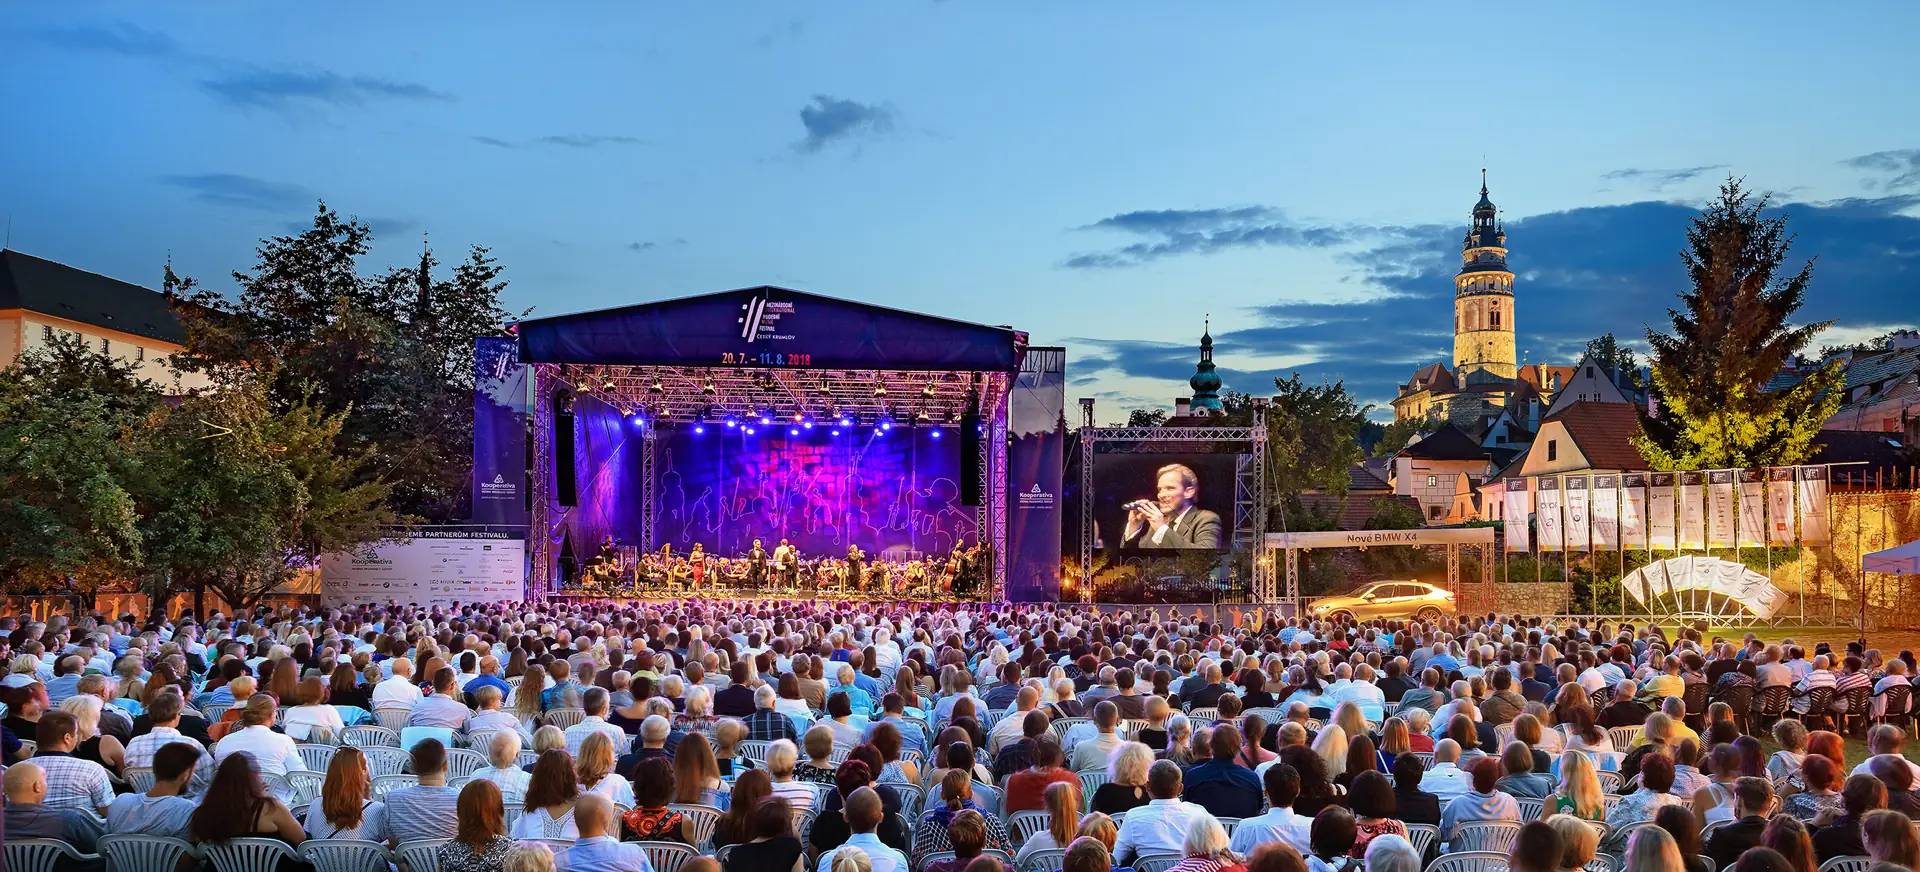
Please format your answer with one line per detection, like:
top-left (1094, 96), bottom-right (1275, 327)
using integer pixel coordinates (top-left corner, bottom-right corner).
top-left (563, 536), bottom-right (992, 599)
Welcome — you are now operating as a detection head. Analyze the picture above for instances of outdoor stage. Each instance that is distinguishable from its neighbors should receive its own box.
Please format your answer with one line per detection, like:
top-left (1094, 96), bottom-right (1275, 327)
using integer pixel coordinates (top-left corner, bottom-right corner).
top-left (480, 286), bottom-right (1069, 603)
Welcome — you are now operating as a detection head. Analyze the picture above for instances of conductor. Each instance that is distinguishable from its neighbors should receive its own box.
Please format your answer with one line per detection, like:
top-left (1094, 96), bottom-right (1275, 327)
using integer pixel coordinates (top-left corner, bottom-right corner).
top-left (1122, 463), bottom-right (1222, 550)
top-left (747, 538), bottom-right (769, 588)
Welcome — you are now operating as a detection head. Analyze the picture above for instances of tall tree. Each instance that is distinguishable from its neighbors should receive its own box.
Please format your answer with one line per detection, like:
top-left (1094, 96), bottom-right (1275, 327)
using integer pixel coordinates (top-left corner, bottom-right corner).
top-left (0, 335), bottom-right (156, 593)
top-left (1633, 180), bottom-right (1845, 470)
top-left (1373, 417), bottom-right (1432, 458)
top-left (170, 203), bottom-right (521, 520)
top-left (1268, 373), bottom-right (1370, 503)
top-left (1584, 333), bottom-right (1643, 389)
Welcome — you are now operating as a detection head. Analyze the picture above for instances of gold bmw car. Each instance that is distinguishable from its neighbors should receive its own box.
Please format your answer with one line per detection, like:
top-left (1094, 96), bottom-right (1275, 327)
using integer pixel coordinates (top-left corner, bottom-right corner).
top-left (1308, 580), bottom-right (1456, 622)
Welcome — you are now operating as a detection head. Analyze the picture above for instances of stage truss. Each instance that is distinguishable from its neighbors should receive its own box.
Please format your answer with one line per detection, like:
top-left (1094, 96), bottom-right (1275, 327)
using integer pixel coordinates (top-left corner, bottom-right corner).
top-left (1077, 398), bottom-right (1272, 602)
top-left (530, 363), bottom-right (1012, 599)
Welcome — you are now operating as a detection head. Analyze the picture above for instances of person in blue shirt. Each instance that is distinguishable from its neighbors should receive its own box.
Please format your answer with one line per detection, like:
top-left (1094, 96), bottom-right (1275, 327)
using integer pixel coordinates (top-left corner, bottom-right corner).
top-left (553, 795), bottom-right (656, 872)
top-left (1181, 726), bottom-right (1264, 818)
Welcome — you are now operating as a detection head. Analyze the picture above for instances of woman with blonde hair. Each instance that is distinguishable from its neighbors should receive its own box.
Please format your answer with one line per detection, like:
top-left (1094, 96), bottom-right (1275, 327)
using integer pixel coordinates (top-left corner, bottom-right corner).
top-left (530, 724), bottom-right (567, 758)
top-left (1378, 717), bottom-right (1411, 771)
top-left (1331, 702), bottom-right (1368, 742)
top-left (1405, 709), bottom-right (1434, 752)
top-left (504, 843), bottom-right (557, 872)
top-left (1168, 814), bottom-right (1245, 872)
top-left (1076, 812), bottom-right (1120, 855)
top-left (514, 663), bottom-right (549, 731)
top-left (1546, 813), bottom-right (1599, 872)
top-left (1551, 749), bottom-right (1605, 821)
top-left (575, 732), bottom-right (635, 806)
top-left (1624, 820), bottom-right (1685, 872)
top-left (114, 655), bottom-right (147, 703)
top-left (308, 746), bottom-right (390, 841)
top-left (1311, 720), bottom-right (1350, 781)
top-left (59, 694), bottom-right (125, 774)
top-left (1095, 741), bottom-right (1153, 815)
top-left (1013, 781), bottom-right (1080, 867)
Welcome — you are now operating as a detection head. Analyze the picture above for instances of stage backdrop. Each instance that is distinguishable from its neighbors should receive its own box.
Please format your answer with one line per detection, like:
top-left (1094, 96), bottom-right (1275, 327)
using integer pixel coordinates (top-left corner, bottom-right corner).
top-left (320, 530), bottom-right (525, 608)
top-left (645, 418), bottom-right (975, 561)
top-left (1006, 348), bottom-right (1065, 602)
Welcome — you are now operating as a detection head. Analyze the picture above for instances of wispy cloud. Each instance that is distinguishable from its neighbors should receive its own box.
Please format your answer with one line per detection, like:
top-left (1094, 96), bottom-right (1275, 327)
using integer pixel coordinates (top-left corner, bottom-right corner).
top-left (627, 238), bottom-right (687, 253)
top-left (37, 22), bottom-right (181, 58)
top-left (163, 173), bottom-right (316, 212)
top-left (795, 95), bottom-right (894, 153)
top-left (200, 68), bottom-right (453, 110)
top-left (472, 134), bottom-right (648, 149)
top-left (1063, 206), bottom-right (1409, 269)
top-left (1843, 148), bottom-right (1920, 191)
top-left (1599, 165), bottom-right (1729, 191)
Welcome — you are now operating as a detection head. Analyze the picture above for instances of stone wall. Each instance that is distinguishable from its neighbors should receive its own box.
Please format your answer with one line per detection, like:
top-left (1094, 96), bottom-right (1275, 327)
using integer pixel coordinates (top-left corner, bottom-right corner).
top-left (1458, 582), bottom-right (1572, 615)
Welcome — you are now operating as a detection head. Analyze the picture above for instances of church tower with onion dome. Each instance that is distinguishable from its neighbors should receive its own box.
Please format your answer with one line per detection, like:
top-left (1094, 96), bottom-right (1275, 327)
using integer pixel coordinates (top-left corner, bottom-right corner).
top-left (1187, 319), bottom-right (1224, 415)
top-left (1453, 170), bottom-right (1517, 384)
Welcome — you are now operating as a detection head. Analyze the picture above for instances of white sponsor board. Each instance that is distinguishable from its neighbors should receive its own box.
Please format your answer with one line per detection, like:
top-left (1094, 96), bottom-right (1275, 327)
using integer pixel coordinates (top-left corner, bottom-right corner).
top-left (320, 531), bottom-right (525, 607)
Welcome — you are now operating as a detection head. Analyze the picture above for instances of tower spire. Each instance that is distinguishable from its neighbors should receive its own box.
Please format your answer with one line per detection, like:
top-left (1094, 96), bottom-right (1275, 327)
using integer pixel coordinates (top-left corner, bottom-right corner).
top-left (1188, 317), bottom-right (1223, 414)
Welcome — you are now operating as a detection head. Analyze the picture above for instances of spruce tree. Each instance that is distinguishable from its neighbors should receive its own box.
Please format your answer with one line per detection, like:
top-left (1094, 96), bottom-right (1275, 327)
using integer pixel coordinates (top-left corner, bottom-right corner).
top-left (1633, 179), bottom-right (1843, 470)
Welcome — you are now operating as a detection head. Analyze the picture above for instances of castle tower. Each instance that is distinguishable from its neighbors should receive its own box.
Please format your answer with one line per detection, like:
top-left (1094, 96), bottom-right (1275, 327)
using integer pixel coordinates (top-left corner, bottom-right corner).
top-left (1453, 170), bottom-right (1517, 384)
top-left (1187, 318), bottom-right (1224, 414)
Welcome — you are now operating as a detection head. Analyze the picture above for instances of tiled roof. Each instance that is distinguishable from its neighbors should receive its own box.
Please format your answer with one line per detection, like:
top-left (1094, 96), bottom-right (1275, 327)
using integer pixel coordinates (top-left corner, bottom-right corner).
top-left (1400, 425), bottom-right (1489, 461)
top-left (1401, 362), bottom-right (1456, 394)
top-left (1543, 400), bottom-right (1649, 471)
top-left (1297, 492), bottom-right (1426, 531)
top-left (1347, 464), bottom-right (1391, 491)
top-left (0, 249), bottom-right (186, 344)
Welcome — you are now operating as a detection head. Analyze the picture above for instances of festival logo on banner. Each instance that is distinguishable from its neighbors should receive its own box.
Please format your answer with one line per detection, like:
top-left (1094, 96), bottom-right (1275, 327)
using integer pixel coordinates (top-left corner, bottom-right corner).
top-left (1767, 467), bottom-right (1797, 545)
top-left (1678, 471), bottom-right (1706, 550)
top-left (1504, 477), bottom-right (1530, 552)
top-left (1536, 476), bottom-right (1562, 551)
top-left (1592, 474), bottom-right (1619, 551)
top-left (738, 294), bottom-right (797, 341)
top-left (1564, 475), bottom-right (1590, 552)
top-left (1706, 470), bottom-right (1736, 548)
top-left (1648, 472), bottom-right (1677, 551)
top-left (1621, 473), bottom-right (1649, 550)
top-left (1006, 348), bottom-right (1065, 602)
top-left (472, 337), bottom-right (529, 527)
top-left (1798, 466), bottom-right (1830, 543)
top-left (1737, 469), bottom-right (1767, 548)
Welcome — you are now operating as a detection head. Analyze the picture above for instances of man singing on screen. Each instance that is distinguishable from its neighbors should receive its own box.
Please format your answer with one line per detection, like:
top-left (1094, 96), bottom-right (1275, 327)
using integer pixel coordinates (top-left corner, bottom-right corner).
top-left (1122, 463), bottom-right (1222, 550)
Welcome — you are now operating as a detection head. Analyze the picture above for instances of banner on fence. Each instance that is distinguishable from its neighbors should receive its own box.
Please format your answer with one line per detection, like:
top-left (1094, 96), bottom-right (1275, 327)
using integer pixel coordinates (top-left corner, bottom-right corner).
top-left (1592, 474), bottom-right (1619, 551)
top-left (1737, 469), bottom-right (1766, 548)
top-left (1798, 466), bottom-right (1830, 544)
top-left (1706, 469), bottom-right (1736, 549)
top-left (1767, 467), bottom-right (1796, 546)
top-left (1564, 475), bottom-right (1590, 552)
top-left (1505, 477), bottom-right (1531, 552)
top-left (1621, 473), bottom-right (1649, 551)
top-left (1649, 472), bottom-right (1676, 551)
top-left (319, 531), bottom-right (526, 608)
top-left (1537, 476), bottom-right (1562, 551)
top-left (1678, 471), bottom-right (1706, 550)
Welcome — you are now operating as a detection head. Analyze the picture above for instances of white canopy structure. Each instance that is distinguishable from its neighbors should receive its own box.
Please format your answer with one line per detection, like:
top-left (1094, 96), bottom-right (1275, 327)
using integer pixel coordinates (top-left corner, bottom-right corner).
top-left (1864, 539), bottom-right (1920, 575)
top-left (1620, 555), bottom-right (1788, 620)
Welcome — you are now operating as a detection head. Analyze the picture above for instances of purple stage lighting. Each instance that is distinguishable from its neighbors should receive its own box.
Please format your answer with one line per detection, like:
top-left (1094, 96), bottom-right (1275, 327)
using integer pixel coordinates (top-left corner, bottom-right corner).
top-left (931, 429), bottom-right (942, 439)
top-left (830, 429), bottom-right (841, 436)
top-left (839, 416), bottom-right (853, 427)
top-left (788, 427), bottom-right (798, 435)
top-left (760, 415), bottom-right (772, 426)
top-left (693, 425), bottom-right (705, 434)
top-left (725, 416), bottom-right (738, 428)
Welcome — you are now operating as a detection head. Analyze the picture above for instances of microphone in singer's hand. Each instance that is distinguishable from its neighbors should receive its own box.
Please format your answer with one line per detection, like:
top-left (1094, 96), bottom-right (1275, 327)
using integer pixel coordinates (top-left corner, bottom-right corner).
top-left (1125, 500), bottom-right (1154, 512)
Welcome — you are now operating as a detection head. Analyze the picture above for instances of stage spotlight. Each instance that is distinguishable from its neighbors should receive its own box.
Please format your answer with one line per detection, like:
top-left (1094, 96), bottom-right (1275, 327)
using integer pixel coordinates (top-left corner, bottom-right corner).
top-left (793, 412), bottom-right (803, 423)
top-left (788, 426), bottom-right (798, 436)
top-left (694, 424), bottom-right (705, 435)
top-left (621, 408), bottom-right (633, 417)
top-left (830, 429), bottom-right (841, 437)
top-left (745, 426), bottom-right (757, 435)
top-left (760, 415), bottom-right (772, 426)
top-left (803, 418), bottom-right (815, 429)
top-left (880, 420), bottom-right (893, 432)
top-left (725, 416), bottom-right (738, 428)
top-left (649, 380), bottom-right (664, 393)
top-left (874, 385), bottom-right (887, 397)
top-left (839, 416), bottom-right (852, 427)
top-left (922, 383), bottom-right (936, 397)
top-left (931, 429), bottom-right (943, 439)
top-left (702, 381), bottom-right (716, 395)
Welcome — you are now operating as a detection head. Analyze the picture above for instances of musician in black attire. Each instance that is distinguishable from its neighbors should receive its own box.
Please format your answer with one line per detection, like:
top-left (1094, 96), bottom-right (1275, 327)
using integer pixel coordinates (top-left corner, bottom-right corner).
top-left (747, 539), bottom-right (769, 588)
top-left (846, 546), bottom-right (866, 590)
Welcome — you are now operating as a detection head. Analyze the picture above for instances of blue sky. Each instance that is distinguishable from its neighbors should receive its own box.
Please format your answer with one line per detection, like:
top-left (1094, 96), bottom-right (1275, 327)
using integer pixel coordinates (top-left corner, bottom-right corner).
top-left (3, 4), bottom-right (1918, 421)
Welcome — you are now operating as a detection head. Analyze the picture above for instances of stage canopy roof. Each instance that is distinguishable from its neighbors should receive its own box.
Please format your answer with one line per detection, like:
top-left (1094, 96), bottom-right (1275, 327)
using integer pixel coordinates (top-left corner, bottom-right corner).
top-left (515, 286), bottom-right (1024, 424)
top-left (1865, 539), bottom-right (1920, 575)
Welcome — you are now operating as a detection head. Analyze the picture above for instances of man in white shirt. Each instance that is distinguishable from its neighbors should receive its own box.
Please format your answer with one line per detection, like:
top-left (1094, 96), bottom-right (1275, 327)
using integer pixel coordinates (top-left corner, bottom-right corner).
top-left (1069, 701), bottom-right (1127, 772)
top-left (1114, 760), bottom-right (1207, 864)
top-left (1755, 648), bottom-right (1795, 689)
top-left (816, 788), bottom-right (907, 872)
top-left (1419, 739), bottom-right (1471, 805)
top-left (214, 696), bottom-right (308, 777)
top-left (30, 711), bottom-right (115, 816)
top-left (470, 731), bottom-right (534, 797)
top-left (409, 668), bottom-right (472, 730)
top-left (373, 657), bottom-right (422, 710)
top-left (123, 689), bottom-right (215, 791)
top-left (566, 688), bottom-right (631, 756)
top-left (1229, 762), bottom-right (1314, 856)
top-left (1850, 727), bottom-right (1920, 781)
top-left (991, 686), bottom-right (1042, 754)
top-left (468, 686), bottom-right (523, 736)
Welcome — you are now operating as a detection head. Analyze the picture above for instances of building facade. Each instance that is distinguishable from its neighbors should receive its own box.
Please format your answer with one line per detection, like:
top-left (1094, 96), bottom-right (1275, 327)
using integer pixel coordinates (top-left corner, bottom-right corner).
top-left (0, 249), bottom-right (207, 393)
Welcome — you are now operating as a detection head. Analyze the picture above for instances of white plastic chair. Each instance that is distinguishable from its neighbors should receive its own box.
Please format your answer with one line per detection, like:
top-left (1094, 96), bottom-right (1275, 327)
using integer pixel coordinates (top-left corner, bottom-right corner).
top-left (126, 766), bottom-right (158, 793)
top-left (1515, 797), bottom-right (1545, 822)
top-left (289, 771), bottom-right (328, 804)
top-left (302, 839), bottom-right (394, 872)
top-left (1608, 727), bottom-right (1643, 749)
top-left (635, 842), bottom-right (700, 872)
top-left (373, 774), bottom-right (420, 797)
top-left (394, 839), bottom-right (453, 872)
top-left (364, 745), bottom-right (413, 777)
top-left (1406, 824), bottom-right (1439, 858)
top-left (100, 834), bottom-right (197, 872)
top-left (374, 707), bottom-right (413, 731)
top-left (446, 747), bottom-right (488, 779)
top-left (1135, 853), bottom-right (1184, 872)
top-left (739, 740), bottom-right (773, 764)
top-left (1425, 851), bottom-right (1512, 872)
top-left (341, 725), bottom-right (400, 748)
top-left (1819, 861), bottom-right (1876, 872)
top-left (1077, 771), bottom-right (1111, 812)
top-left (298, 743), bottom-right (339, 772)
top-left (1450, 820), bottom-right (1522, 853)
top-left (544, 708), bottom-right (587, 729)
top-left (1008, 809), bottom-right (1051, 846)
top-left (203, 838), bottom-right (300, 872)
top-left (1020, 849), bottom-right (1067, 872)
top-left (668, 803), bottom-right (724, 850)
top-left (7, 839), bottom-right (101, 872)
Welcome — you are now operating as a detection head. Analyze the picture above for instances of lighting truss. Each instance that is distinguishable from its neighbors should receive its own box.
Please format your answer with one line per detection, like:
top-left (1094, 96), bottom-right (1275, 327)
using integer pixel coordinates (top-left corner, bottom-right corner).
top-left (551, 364), bottom-right (988, 424)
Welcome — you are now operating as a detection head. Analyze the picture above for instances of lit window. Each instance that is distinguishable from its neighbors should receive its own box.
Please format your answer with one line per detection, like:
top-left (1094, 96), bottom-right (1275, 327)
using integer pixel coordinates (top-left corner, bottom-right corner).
top-left (136, 346), bottom-right (145, 361)
top-left (42, 325), bottom-right (53, 342)
top-left (1429, 505), bottom-right (1443, 519)
top-left (1426, 475), bottom-right (1437, 487)
top-left (101, 337), bottom-right (111, 355)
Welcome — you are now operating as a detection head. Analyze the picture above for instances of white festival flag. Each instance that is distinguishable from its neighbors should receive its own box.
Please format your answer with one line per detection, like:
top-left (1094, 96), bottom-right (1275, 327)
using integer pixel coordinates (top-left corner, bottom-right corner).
top-left (1505, 477), bottom-right (1531, 552)
top-left (1648, 472), bottom-right (1677, 551)
top-left (1737, 469), bottom-right (1766, 548)
top-left (1537, 476), bottom-right (1563, 552)
top-left (1620, 473), bottom-right (1649, 550)
top-left (1798, 466), bottom-right (1830, 544)
top-left (1767, 467), bottom-right (1796, 545)
top-left (1592, 474), bottom-right (1620, 551)
top-left (1564, 475), bottom-right (1591, 552)
top-left (1706, 469), bottom-right (1737, 548)
top-left (1679, 470), bottom-right (1707, 550)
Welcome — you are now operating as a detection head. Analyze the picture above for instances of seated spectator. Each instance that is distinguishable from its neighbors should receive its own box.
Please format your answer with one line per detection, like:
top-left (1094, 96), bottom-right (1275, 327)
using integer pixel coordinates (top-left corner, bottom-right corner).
top-left (1097, 741), bottom-right (1155, 816)
top-left (123, 688), bottom-right (214, 790)
top-left (307, 746), bottom-right (390, 841)
top-left (1114, 760), bottom-right (1206, 865)
top-left (1762, 815), bottom-right (1816, 872)
top-left (189, 753), bottom-right (306, 850)
top-left (620, 756), bottom-right (690, 842)
top-left (925, 809), bottom-right (994, 872)
top-left (1418, 739), bottom-right (1470, 807)
top-left (914, 770), bottom-right (1014, 865)
top-left (514, 748), bottom-right (583, 840)
top-left (1013, 781), bottom-right (1081, 868)
top-left (577, 731), bottom-right (635, 807)
top-left (1508, 821), bottom-right (1564, 872)
top-left (1346, 770), bottom-right (1406, 858)
top-left (1548, 748), bottom-right (1604, 821)
top-left (822, 787), bottom-right (909, 872)
top-left (439, 780), bottom-right (516, 872)
top-left (1167, 815), bottom-right (1245, 872)
top-left (473, 730), bottom-right (534, 796)
top-left (1869, 754), bottom-right (1920, 818)
top-left (725, 795), bottom-right (805, 872)
top-left (1495, 741), bottom-right (1553, 798)
top-left (1361, 835), bottom-right (1416, 872)
top-left (1389, 754), bottom-right (1441, 827)
top-left (1005, 734), bottom-right (1081, 815)
top-left (1439, 757), bottom-right (1519, 844)
top-left (213, 695), bottom-right (305, 777)
top-left (798, 724), bottom-right (842, 784)
top-left (1864, 808), bottom-right (1920, 870)
top-left (1814, 775), bottom-right (1887, 862)
top-left (387, 738), bottom-right (462, 842)
top-left (768, 738), bottom-right (821, 809)
top-left (5, 761), bottom-right (105, 857)
top-left (34, 710), bottom-right (115, 816)
top-left (554, 794), bottom-right (651, 872)
top-left (59, 695), bottom-right (125, 776)
top-left (281, 676), bottom-right (344, 742)
top-left (1603, 751), bottom-right (1680, 851)
top-left (1066, 838), bottom-right (1118, 872)
top-left (1306, 807), bottom-right (1357, 872)
top-left (108, 740), bottom-right (200, 839)
top-left (1704, 777), bottom-right (1775, 871)
top-left (1546, 813), bottom-right (1599, 872)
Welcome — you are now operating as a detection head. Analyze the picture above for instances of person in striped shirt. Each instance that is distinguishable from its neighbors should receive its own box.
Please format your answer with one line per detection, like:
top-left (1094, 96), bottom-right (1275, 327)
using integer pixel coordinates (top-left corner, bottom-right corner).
top-left (123, 689), bottom-right (215, 791)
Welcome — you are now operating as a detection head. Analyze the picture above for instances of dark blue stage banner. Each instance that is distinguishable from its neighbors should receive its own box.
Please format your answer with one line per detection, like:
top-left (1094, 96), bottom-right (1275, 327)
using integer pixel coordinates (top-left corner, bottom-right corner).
top-left (1006, 348), bottom-right (1065, 602)
top-left (515, 286), bottom-right (1021, 372)
top-left (472, 337), bottom-right (530, 527)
